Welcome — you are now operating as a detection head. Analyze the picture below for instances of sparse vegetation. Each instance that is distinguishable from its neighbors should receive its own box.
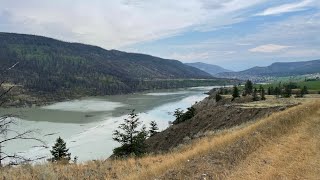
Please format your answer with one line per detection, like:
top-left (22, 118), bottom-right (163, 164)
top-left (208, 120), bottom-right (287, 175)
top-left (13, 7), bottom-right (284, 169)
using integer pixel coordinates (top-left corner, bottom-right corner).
top-left (0, 99), bottom-right (319, 179)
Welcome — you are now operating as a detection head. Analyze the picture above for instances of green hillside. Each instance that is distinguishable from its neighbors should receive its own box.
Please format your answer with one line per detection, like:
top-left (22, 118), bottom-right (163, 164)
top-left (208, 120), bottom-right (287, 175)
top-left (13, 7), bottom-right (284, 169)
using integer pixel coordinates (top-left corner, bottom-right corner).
top-left (0, 33), bottom-right (233, 102)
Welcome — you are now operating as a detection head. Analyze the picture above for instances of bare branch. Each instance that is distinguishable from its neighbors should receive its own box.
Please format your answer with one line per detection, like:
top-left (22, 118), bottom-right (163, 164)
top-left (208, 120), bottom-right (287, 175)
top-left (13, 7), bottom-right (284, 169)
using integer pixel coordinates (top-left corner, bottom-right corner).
top-left (0, 117), bottom-right (47, 166)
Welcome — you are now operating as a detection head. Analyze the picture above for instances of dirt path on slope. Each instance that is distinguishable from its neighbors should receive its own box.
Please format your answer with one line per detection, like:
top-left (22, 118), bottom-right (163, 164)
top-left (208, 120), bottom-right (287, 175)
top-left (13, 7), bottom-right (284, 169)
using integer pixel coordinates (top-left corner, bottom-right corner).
top-left (226, 110), bottom-right (320, 180)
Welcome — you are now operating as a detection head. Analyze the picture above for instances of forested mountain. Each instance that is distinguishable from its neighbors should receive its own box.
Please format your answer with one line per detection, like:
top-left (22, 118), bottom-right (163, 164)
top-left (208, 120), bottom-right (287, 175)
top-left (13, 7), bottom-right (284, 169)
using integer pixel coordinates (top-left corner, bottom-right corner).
top-left (216, 60), bottom-right (320, 80)
top-left (0, 33), bottom-right (232, 99)
top-left (185, 62), bottom-right (233, 75)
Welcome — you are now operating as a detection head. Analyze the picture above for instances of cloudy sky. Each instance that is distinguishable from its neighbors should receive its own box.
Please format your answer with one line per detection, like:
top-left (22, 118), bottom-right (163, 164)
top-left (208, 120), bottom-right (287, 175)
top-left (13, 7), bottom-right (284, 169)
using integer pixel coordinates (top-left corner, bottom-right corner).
top-left (0, 0), bottom-right (319, 70)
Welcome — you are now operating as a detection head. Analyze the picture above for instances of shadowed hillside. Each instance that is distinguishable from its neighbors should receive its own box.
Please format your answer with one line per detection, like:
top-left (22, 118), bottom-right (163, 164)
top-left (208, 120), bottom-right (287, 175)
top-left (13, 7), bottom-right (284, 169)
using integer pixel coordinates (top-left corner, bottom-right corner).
top-left (0, 33), bottom-right (236, 106)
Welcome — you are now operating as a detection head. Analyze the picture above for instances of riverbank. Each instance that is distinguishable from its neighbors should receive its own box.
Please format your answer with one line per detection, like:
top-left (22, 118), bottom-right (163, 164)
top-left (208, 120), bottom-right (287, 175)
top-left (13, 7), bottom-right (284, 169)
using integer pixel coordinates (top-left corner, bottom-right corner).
top-left (2, 79), bottom-right (238, 108)
top-left (0, 86), bottom-right (214, 163)
top-left (1, 91), bottom-right (319, 179)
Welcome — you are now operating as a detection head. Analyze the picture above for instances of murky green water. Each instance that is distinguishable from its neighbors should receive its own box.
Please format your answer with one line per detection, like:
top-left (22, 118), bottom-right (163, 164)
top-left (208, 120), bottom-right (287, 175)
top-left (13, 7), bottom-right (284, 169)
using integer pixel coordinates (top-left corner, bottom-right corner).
top-left (0, 86), bottom-right (217, 163)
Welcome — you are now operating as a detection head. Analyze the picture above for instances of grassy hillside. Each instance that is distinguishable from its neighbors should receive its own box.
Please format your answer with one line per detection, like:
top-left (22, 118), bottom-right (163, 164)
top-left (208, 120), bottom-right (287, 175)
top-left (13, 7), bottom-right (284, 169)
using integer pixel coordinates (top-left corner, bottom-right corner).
top-left (0, 33), bottom-right (233, 99)
top-left (1, 95), bottom-right (319, 179)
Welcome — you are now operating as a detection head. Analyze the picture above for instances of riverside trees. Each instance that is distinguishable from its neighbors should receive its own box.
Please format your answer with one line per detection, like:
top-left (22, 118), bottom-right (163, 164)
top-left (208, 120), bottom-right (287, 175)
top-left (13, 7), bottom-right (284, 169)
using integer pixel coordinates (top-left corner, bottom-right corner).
top-left (112, 110), bottom-right (148, 157)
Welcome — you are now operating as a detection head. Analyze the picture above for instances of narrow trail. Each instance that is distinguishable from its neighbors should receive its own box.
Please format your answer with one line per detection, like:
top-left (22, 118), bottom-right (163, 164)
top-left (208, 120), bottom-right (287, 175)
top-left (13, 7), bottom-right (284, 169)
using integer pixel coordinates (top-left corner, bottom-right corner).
top-left (226, 110), bottom-right (320, 180)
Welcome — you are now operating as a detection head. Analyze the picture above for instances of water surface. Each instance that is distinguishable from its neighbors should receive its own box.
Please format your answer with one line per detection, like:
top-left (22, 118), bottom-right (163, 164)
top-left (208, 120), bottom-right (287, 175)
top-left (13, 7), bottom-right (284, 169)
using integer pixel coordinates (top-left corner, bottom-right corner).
top-left (0, 86), bottom-right (217, 162)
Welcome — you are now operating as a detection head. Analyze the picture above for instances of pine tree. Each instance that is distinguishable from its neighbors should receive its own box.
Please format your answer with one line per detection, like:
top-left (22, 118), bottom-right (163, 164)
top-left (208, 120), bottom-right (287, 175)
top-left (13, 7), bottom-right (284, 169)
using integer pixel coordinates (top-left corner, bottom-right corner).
top-left (232, 86), bottom-right (240, 99)
top-left (173, 108), bottom-right (184, 122)
top-left (149, 121), bottom-right (159, 137)
top-left (113, 110), bottom-right (148, 157)
top-left (274, 86), bottom-right (281, 98)
top-left (283, 85), bottom-right (292, 98)
top-left (252, 88), bottom-right (259, 101)
top-left (302, 86), bottom-right (308, 95)
top-left (50, 137), bottom-right (71, 163)
top-left (244, 80), bottom-right (253, 95)
top-left (261, 87), bottom-right (266, 100)
top-left (215, 93), bottom-right (222, 102)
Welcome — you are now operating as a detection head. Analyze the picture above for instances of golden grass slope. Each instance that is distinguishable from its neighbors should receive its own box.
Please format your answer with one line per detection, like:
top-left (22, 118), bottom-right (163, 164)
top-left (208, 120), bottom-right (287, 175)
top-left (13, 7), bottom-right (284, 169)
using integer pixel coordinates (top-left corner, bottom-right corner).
top-left (0, 100), bottom-right (319, 180)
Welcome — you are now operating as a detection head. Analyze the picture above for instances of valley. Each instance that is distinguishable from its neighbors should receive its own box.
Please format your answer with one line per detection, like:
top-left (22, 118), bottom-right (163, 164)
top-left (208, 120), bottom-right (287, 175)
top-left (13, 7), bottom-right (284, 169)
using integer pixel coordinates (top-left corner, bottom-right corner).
top-left (1, 87), bottom-right (319, 179)
top-left (0, 86), bottom-right (215, 162)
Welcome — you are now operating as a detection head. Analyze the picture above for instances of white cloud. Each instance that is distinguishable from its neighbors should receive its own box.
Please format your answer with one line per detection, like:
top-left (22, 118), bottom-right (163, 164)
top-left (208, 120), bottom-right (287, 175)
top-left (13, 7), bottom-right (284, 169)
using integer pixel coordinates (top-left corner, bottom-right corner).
top-left (255, 0), bottom-right (313, 16)
top-left (0, 0), bottom-right (266, 49)
top-left (169, 52), bottom-right (210, 62)
top-left (249, 44), bottom-right (291, 53)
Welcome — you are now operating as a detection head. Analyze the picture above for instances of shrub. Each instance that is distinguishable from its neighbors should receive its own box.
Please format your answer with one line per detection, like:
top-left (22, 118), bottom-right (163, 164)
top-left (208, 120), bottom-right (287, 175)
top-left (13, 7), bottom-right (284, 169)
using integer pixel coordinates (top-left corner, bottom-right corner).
top-left (173, 107), bottom-right (196, 124)
top-left (215, 93), bottom-right (222, 102)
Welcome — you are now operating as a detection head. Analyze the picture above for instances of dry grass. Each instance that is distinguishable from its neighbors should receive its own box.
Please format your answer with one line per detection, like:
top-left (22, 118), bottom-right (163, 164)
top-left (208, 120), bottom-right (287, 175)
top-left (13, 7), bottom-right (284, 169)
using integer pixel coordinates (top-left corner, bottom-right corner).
top-left (0, 100), bottom-right (319, 180)
top-left (226, 111), bottom-right (320, 179)
top-left (237, 94), bottom-right (320, 108)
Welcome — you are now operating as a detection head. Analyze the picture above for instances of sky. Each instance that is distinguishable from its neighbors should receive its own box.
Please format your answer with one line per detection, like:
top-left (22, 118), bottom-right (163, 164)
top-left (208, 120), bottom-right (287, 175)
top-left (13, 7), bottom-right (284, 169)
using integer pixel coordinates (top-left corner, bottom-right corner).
top-left (0, 0), bottom-right (319, 71)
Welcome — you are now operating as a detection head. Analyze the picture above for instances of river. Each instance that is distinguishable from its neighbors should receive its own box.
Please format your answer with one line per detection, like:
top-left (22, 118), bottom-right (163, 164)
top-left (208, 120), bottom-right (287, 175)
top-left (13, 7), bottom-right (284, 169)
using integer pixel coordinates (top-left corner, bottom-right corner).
top-left (0, 86), bottom-right (217, 163)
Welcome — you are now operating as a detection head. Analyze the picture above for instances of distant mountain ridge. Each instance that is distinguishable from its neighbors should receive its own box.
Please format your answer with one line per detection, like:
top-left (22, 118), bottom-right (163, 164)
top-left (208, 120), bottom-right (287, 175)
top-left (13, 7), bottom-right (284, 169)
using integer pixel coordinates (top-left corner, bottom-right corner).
top-left (0, 32), bottom-right (231, 100)
top-left (216, 59), bottom-right (320, 80)
top-left (185, 62), bottom-right (233, 75)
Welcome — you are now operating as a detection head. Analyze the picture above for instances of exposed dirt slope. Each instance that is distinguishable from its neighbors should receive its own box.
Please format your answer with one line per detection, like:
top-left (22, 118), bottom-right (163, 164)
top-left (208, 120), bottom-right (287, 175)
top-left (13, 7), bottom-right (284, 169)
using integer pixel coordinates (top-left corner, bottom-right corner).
top-left (146, 96), bottom-right (292, 153)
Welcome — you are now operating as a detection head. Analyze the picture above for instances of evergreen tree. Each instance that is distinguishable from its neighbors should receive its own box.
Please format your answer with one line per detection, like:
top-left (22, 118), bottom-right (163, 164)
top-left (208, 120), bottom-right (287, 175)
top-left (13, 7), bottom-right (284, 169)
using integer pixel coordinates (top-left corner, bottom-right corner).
top-left (173, 108), bottom-right (184, 121)
top-left (113, 110), bottom-right (148, 157)
top-left (302, 86), bottom-right (308, 95)
top-left (270, 87), bottom-right (274, 95)
top-left (261, 87), bottom-right (266, 100)
top-left (149, 121), bottom-right (159, 137)
top-left (283, 85), bottom-right (292, 98)
top-left (244, 80), bottom-right (253, 95)
top-left (50, 137), bottom-right (71, 163)
top-left (215, 93), bottom-right (222, 102)
top-left (252, 88), bottom-right (259, 101)
top-left (173, 106), bottom-right (196, 124)
top-left (267, 87), bottom-right (271, 95)
top-left (232, 86), bottom-right (240, 99)
top-left (298, 86), bottom-right (308, 98)
top-left (274, 86), bottom-right (281, 98)
top-left (258, 85), bottom-right (263, 93)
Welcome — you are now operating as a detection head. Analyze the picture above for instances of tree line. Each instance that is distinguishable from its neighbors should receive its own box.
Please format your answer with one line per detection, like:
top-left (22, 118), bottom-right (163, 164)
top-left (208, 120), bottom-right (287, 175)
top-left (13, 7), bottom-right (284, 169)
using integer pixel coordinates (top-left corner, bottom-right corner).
top-left (214, 80), bottom-right (309, 102)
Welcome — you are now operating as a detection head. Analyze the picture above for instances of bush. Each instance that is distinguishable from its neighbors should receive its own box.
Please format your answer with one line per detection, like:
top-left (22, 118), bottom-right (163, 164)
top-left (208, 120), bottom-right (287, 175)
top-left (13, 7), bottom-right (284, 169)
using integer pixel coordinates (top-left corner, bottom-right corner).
top-left (173, 107), bottom-right (196, 124)
top-left (232, 86), bottom-right (240, 100)
top-left (215, 93), bottom-right (222, 102)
